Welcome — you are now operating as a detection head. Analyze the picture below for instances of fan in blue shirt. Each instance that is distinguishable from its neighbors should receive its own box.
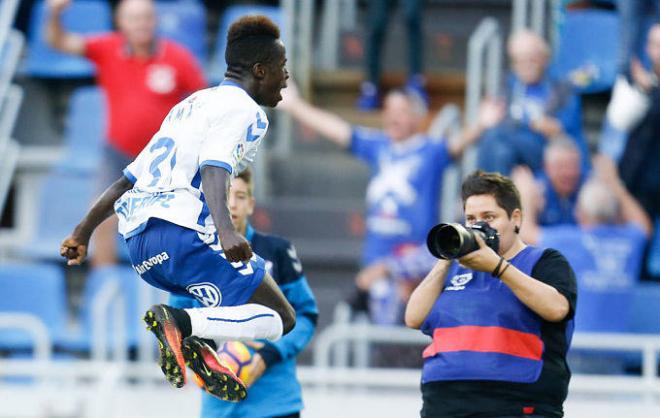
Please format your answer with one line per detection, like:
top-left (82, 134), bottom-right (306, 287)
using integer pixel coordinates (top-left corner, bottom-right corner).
top-left (278, 83), bottom-right (479, 284)
top-left (170, 169), bottom-right (318, 418)
top-left (521, 155), bottom-right (652, 333)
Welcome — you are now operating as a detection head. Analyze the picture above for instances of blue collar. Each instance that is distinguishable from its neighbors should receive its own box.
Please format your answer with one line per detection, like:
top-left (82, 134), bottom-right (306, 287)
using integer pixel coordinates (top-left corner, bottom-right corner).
top-left (245, 223), bottom-right (255, 243)
top-left (220, 79), bottom-right (246, 91)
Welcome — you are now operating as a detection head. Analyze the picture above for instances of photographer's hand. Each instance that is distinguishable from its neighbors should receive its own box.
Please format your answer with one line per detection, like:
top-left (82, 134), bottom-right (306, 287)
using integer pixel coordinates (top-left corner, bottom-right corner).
top-left (458, 234), bottom-right (500, 274)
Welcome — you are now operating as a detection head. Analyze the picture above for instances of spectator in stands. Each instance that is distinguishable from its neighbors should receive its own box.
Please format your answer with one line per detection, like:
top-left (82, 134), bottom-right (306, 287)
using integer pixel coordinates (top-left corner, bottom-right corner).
top-left (471, 30), bottom-right (584, 175)
top-left (356, 0), bottom-right (427, 110)
top-left (360, 138), bottom-right (584, 325)
top-left (533, 156), bottom-right (651, 332)
top-left (512, 138), bottom-right (583, 243)
top-left (617, 23), bottom-right (660, 223)
top-left (406, 171), bottom-right (576, 418)
top-left (618, 0), bottom-right (660, 72)
top-left (45, 0), bottom-right (206, 266)
top-left (519, 153), bottom-right (650, 245)
top-left (278, 82), bottom-right (479, 317)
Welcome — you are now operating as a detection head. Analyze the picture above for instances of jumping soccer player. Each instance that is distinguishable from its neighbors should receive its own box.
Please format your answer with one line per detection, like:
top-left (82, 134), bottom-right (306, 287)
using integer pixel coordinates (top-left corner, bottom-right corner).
top-left (171, 168), bottom-right (318, 418)
top-left (60, 16), bottom-right (293, 402)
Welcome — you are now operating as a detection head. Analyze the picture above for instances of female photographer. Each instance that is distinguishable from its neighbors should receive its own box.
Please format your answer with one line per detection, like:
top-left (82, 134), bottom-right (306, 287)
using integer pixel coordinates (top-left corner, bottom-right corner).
top-left (406, 171), bottom-right (577, 418)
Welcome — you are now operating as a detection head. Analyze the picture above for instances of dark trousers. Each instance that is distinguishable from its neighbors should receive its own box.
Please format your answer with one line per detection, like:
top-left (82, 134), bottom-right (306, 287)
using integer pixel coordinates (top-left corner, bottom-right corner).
top-left (366, 0), bottom-right (423, 84)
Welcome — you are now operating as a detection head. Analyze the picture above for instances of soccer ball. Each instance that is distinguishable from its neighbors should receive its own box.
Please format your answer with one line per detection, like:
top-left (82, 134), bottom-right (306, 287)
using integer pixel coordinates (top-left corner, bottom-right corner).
top-left (216, 341), bottom-right (264, 384)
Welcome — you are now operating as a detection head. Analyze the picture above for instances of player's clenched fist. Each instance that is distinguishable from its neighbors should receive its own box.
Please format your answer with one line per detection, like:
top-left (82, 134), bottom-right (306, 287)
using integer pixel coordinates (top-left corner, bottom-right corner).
top-left (60, 235), bottom-right (88, 265)
top-left (47, 0), bottom-right (72, 12)
top-left (220, 230), bottom-right (253, 263)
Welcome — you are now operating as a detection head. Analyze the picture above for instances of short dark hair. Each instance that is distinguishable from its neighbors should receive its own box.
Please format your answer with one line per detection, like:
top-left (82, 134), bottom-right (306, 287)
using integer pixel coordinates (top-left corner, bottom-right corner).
top-left (235, 168), bottom-right (253, 196)
top-left (461, 170), bottom-right (521, 217)
top-left (225, 15), bottom-right (281, 73)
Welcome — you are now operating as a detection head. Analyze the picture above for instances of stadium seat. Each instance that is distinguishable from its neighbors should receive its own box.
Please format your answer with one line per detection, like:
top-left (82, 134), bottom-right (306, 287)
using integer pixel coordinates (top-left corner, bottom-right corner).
top-left (156, 0), bottom-right (207, 65)
top-left (63, 266), bottom-right (143, 355)
top-left (58, 87), bottom-right (106, 174)
top-left (646, 218), bottom-right (660, 278)
top-left (19, 169), bottom-right (95, 260)
top-left (209, 5), bottom-right (282, 82)
top-left (0, 264), bottom-right (68, 352)
top-left (552, 9), bottom-right (620, 93)
top-left (23, 0), bottom-right (112, 78)
top-left (631, 283), bottom-right (660, 334)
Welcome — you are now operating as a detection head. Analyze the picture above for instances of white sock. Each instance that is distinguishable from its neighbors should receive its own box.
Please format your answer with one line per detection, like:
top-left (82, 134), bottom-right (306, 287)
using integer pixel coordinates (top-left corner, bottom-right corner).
top-left (185, 304), bottom-right (283, 342)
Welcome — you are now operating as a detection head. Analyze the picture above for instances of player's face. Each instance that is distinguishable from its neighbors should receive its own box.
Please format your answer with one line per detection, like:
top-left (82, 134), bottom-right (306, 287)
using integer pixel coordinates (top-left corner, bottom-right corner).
top-left (464, 194), bottom-right (521, 255)
top-left (261, 42), bottom-right (289, 107)
top-left (117, 0), bottom-right (156, 47)
top-left (229, 178), bottom-right (255, 234)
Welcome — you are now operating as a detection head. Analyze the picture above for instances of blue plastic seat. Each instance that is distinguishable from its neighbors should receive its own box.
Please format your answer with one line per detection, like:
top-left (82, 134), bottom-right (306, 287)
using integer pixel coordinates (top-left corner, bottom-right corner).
top-left (646, 218), bottom-right (660, 278)
top-left (553, 9), bottom-right (620, 93)
top-left (20, 170), bottom-right (95, 260)
top-left (631, 283), bottom-right (660, 334)
top-left (63, 266), bottom-right (143, 353)
top-left (209, 5), bottom-right (282, 82)
top-left (23, 0), bottom-right (112, 78)
top-left (58, 87), bottom-right (106, 174)
top-left (0, 264), bottom-right (68, 352)
top-left (156, 0), bottom-right (207, 65)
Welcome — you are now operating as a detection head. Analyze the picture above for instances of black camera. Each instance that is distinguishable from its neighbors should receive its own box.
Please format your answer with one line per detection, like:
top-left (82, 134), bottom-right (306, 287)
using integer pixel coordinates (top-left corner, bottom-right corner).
top-left (426, 221), bottom-right (500, 259)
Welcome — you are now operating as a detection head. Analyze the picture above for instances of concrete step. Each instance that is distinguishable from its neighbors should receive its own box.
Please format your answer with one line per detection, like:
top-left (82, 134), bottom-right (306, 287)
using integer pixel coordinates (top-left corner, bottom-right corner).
top-left (311, 70), bottom-right (466, 126)
top-left (268, 151), bottom-right (370, 199)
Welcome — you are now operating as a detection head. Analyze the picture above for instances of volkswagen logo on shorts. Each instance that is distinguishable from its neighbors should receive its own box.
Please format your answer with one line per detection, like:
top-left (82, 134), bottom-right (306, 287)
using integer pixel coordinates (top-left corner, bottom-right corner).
top-left (187, 282), bottom-right (222, 307)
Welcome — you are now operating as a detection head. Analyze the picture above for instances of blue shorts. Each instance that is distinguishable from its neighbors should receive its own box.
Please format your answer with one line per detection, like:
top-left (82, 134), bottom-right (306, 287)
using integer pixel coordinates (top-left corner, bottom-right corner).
top-left (125, 218), bottom-right (266, 307)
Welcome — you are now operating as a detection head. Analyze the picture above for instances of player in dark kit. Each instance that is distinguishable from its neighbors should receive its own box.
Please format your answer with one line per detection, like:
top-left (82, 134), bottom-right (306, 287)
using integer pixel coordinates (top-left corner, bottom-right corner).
top-left (60, 16), bottom-right (293, 402)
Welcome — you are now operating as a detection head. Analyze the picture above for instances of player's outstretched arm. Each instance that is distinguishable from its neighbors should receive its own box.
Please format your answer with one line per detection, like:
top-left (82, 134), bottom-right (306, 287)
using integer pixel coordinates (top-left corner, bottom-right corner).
top-left (60, 176), bottom-right (133, 265)
top-left (277, 82), bottom-right (352, 148)
top-left (201, 166), bottom-right (253, 263)
top-left (45, 0), bottom-right (85, 55)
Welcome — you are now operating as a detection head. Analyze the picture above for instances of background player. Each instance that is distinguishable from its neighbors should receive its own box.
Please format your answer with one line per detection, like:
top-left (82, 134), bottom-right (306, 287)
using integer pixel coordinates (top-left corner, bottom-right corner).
top-left (171, 168), bottom-right (318, 418)
top-left (60, 16), bottom-right (293, 401)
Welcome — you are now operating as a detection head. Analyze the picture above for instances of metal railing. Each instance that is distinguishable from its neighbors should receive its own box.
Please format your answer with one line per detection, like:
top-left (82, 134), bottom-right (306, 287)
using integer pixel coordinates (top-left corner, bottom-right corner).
top-left (0, 20), bottom-right (25, 217)
top-left (0, 30), bottom-right (23, 102)
top-left (0, 313), bottom-right (52, 361)
top-left (462, 17), bottom-right (502, 176)
top-left (511, 0), bottom-right (561, 47)
top-left (428, 103), bottom-right (462, 222)
top-left (266, 0), bottom-right (315, 200)
top-left (317, 0), bottom-right (357, 70)
top-left (91, 279), bottom-right (128, 362)
top-left (0, 0), bottom-right (20, 52)
top-left (311, 321), bottom-right (660, 398)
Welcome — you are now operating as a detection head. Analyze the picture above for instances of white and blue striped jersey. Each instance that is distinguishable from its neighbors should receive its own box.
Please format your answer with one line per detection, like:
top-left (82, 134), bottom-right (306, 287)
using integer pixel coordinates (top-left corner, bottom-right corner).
top-left (114, 81), bottom-right (269, 239)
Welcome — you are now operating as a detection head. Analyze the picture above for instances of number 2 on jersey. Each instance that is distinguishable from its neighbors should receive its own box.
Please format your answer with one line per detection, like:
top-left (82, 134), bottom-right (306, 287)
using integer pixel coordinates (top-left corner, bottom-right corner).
top-left (148, 137), bottom-right (176, 187)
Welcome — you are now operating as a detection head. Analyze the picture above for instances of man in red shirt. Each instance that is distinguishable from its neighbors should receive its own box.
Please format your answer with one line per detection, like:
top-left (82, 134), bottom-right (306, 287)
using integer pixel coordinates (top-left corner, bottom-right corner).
top-left (46, 0), bottom-right (206, 266)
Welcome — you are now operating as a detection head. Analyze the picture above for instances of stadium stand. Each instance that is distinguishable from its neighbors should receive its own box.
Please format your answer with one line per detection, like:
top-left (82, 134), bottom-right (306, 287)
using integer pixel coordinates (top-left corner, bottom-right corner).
top-left (62, 266), bottom-right (143, 356)
top-left (58, 86), bottom-right (105, 174)
top-left (23, 0), bottom-right (111, 78)
top-left (0, 263), bottom-right (68, 351)
top-left (19, 169), bottom-right (94, 260)
top-left (155, 0), bottom-right (207, 65)
top-left (3, 1), bottom-right (660, 417)
top-left (552, 8), bottom-right (620, 93)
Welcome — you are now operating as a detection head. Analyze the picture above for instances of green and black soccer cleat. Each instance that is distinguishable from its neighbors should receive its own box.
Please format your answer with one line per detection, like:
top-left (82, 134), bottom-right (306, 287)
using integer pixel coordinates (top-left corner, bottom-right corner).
top-left (182, 336), bottom-right (248, 402)
top-left (143, 304), bottom-right (187, 388)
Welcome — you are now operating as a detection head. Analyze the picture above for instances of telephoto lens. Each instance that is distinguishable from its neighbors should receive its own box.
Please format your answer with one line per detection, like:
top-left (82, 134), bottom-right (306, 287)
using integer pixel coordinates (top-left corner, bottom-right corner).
top-left (426, 221), bottom-right (500, 259)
